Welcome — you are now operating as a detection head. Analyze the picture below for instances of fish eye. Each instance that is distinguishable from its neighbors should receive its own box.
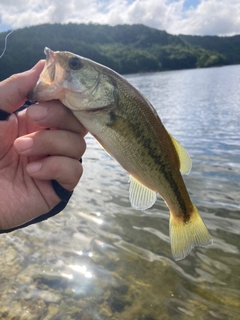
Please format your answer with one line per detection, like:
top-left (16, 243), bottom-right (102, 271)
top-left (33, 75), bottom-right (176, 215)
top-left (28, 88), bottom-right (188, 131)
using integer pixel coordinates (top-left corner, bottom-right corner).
top-left (69, 57), bottom-right (82, 70)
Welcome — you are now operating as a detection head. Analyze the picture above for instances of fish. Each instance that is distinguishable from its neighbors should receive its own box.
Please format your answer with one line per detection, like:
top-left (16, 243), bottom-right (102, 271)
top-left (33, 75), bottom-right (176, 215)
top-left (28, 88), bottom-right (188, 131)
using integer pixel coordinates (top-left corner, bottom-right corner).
top-left (28, 47), bottom-right (212, 260)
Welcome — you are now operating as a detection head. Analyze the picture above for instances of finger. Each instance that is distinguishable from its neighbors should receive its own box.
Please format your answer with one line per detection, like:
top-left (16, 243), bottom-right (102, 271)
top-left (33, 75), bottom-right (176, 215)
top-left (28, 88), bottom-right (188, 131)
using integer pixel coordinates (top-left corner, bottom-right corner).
top-left (0, 60), bottom-right (45, 113)
top-left (26, 156), bottom-right (83, 191)
top-left (27, 101), bottom-right (87, 136)
top-left (14, 130), bottom-right (86, 160)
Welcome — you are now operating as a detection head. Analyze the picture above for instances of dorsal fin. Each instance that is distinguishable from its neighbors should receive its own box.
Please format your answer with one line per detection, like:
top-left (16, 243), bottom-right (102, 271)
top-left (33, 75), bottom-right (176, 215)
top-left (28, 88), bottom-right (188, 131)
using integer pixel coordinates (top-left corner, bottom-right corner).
top-left (129, 176), bottom-right (157, 210)
top-left (170, 135), bottom-right (192, 175)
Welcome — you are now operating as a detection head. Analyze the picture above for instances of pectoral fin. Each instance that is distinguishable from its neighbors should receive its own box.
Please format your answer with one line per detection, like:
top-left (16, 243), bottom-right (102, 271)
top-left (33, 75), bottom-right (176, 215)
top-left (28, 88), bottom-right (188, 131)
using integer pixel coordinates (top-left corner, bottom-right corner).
top-left (129, 176), bottom-right (157, 210)
top-left (170, 135), bottom-right (192, 175)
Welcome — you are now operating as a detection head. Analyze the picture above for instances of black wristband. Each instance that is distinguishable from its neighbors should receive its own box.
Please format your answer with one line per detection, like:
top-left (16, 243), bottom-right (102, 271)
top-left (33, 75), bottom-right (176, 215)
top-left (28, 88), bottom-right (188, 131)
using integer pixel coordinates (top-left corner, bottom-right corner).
top-left (51, 180), bottom-right (73, 202)
top-left (0, 109), bottom-right (11, 121)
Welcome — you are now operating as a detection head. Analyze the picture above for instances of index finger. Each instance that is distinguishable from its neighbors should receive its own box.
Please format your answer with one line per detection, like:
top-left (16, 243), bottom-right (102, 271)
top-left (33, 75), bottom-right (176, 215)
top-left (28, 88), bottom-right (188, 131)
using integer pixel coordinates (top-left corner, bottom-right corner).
top-left (0, 60), bottom-right (45, 113)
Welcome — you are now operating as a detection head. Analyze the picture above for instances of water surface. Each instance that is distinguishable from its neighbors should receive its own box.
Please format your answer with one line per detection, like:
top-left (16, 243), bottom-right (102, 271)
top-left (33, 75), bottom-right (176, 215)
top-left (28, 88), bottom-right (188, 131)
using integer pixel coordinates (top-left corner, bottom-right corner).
top-left (1, 65), bottom-right (240, 319)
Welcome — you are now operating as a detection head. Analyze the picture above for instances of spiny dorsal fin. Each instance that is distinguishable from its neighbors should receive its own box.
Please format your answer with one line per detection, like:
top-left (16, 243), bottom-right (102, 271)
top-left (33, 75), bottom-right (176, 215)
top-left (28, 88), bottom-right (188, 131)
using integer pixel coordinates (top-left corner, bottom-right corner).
top-left (170, 135), bottom-right (192, 175)
top-left (129, 176), bottom-right (157, 210)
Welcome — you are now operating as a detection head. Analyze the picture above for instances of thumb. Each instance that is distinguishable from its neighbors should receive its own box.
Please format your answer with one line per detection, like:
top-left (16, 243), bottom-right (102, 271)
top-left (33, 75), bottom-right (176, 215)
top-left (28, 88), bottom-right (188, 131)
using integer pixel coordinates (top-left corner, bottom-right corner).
top-left (0, 60), bottom-right (45, 113)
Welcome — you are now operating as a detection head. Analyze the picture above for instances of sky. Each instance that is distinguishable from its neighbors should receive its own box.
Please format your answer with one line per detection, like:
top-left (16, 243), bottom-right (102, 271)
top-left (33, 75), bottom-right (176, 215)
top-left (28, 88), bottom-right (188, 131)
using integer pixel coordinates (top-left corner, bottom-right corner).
top-left (0, 0), bottom-right (240, 36)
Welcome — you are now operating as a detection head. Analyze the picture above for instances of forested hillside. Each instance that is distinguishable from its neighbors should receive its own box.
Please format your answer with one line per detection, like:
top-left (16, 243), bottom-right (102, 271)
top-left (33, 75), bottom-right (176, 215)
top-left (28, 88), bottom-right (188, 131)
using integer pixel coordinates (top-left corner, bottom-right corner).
top-left (0, 23), bottom-right (227, 80)
top-left (180, 34), bottom-right (240, 65)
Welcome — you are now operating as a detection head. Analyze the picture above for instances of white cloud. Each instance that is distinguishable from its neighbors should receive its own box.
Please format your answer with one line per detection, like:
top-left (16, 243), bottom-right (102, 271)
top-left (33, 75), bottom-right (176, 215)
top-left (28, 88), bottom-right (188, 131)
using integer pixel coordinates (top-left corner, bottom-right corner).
top-left (0, 0), bottom-right (240, 36)
top-left (172, 0), bottom-right (240, 35)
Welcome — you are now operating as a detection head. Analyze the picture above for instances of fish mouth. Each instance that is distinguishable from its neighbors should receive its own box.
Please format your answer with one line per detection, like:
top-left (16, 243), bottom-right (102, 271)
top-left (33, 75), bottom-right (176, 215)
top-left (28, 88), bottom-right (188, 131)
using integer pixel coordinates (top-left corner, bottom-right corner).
top-left (41, 47), bottom-right (57, 84)
top-left (27, 47), bottom-right (58, 101)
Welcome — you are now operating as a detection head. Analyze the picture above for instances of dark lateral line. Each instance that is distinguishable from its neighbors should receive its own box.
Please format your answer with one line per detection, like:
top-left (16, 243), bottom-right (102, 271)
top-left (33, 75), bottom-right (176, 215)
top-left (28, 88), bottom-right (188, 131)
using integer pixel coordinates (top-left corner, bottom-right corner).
top-left (145, 143), bottom-right (188, 218)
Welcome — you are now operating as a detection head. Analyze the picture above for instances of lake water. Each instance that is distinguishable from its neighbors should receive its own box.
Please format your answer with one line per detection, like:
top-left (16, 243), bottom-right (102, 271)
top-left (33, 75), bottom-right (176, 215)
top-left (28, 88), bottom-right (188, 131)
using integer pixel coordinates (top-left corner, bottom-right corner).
top-left (1, 65), bottom-right (240, 319)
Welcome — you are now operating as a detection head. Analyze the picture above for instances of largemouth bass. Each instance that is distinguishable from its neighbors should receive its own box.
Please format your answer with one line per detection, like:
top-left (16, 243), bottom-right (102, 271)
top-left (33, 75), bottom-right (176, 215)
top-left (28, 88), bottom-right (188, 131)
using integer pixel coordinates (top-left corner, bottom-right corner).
top-left (28, 47), bottom-right (212, 260)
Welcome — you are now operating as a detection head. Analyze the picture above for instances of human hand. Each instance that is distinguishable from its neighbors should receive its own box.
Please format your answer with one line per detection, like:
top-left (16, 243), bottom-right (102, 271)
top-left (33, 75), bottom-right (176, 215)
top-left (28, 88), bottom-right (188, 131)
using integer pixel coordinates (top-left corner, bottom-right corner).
top-left (0, 61), bottom-right (87, 230)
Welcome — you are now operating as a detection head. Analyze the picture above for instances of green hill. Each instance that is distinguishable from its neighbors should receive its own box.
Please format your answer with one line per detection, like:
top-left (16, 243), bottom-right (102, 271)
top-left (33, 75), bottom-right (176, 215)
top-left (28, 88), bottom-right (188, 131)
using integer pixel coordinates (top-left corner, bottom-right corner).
top-left (180, 34), bottom-right (240, 65)
top-left (0, 23), bottom-right (227, 80)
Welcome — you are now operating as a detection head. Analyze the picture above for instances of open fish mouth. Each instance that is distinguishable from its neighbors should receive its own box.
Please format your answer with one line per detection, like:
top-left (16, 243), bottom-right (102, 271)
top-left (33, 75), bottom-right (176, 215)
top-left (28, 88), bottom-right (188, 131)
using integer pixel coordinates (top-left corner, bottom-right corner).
top-left (27, 47), bottom-right (60, 101)
top-left (41, 47), bottom-right (57, 84)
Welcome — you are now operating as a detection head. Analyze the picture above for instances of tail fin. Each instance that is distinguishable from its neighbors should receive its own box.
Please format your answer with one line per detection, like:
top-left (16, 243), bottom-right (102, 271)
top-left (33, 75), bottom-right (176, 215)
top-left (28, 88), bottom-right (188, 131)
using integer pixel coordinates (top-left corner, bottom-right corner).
top-left (170, 205), bottom-right (212, 261)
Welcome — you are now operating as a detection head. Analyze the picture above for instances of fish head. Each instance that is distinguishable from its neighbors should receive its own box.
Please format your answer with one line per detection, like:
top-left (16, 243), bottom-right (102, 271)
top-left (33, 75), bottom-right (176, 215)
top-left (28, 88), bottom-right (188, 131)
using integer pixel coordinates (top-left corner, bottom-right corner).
top-left (28, 47), bottom-right (116, 112)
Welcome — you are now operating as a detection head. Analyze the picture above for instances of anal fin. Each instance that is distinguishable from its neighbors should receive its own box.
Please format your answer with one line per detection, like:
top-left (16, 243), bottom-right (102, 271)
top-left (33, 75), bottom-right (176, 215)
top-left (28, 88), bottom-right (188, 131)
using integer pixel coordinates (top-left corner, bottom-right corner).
top-left (129, 176), bottom-right (157, 210)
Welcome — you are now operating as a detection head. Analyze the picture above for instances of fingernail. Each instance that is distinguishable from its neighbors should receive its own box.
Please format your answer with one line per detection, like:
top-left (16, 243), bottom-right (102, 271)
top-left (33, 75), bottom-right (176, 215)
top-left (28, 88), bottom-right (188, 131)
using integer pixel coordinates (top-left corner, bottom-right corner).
top-left (27, 162), bottom-right (42, 174)
top-left (28, 104), bottom-right (48, 121)
top-left (15, 137), bottom-right (33, 152)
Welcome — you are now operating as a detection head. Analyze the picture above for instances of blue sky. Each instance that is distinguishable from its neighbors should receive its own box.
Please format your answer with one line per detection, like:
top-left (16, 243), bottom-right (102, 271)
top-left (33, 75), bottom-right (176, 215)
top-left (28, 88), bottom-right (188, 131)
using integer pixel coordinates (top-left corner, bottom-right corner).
top-left (183, 0), bottom-right (201, 9)
top-left (0, 0), bottom-right (239, 36)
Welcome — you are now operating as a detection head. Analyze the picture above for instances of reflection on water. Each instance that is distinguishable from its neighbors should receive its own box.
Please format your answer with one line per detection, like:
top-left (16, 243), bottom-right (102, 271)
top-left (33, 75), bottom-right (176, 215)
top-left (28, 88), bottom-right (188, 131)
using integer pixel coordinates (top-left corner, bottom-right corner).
top-left (1, 65), bottom-right (240, 319)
